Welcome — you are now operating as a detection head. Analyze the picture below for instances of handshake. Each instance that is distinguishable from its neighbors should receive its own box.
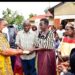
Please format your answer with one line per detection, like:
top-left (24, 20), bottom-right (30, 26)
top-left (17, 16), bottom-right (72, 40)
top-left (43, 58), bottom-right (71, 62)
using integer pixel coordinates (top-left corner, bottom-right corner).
top-left (17, 47), bottom-right (44, 55)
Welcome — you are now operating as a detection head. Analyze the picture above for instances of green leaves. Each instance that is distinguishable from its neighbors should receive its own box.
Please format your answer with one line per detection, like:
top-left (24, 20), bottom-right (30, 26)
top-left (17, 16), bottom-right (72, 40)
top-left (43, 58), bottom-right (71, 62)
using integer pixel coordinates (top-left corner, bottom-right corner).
top-left (14, 15), bottom-right (24, 25)
top-left (2, 8), bottom-right (24, 25)
top-left (29, 13), bottom-right (37, 18)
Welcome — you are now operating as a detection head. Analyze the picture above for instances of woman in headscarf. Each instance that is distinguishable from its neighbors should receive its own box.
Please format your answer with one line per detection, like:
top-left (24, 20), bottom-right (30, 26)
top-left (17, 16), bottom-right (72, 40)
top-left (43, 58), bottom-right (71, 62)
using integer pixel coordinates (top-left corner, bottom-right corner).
top-left (0, 18), bottom-right (23, 75)
top-left (57, 22), bottom-right (75, 75)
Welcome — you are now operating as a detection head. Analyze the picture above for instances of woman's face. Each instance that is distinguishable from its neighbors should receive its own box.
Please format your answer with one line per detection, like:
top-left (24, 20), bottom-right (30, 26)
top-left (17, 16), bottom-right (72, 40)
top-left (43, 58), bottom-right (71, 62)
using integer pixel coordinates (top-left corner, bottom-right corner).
top-left (65, 26), bottom-right (74, 36)
top-left (0, 20), bottom-right (8, 31)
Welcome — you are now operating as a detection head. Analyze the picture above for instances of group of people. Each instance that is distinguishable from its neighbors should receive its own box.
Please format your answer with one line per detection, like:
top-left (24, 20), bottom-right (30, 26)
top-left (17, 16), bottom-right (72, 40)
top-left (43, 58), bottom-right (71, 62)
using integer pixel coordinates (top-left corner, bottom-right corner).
top-left (0, 17), bottom-right (75, 75)
top-left (0, 18), bottom-right (56, 75)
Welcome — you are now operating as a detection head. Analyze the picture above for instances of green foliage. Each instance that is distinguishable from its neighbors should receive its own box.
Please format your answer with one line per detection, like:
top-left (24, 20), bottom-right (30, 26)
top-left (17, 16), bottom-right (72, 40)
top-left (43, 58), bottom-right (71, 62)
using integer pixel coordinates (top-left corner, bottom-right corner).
top-left (14, 15), bottom-right (24, 25)
top-left (44, 7), bottom-right (50, 13)
top-left (29, 13), bottom-right (37, 18)
top-left (2, 8), bottom-right (24, 25)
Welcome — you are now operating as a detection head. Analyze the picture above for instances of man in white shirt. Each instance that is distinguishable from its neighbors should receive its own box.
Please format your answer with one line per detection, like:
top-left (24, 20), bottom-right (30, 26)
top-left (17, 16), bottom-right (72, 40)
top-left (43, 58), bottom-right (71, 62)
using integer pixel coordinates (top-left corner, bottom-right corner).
top-left (15, 20), bottom-right (37, 75)
top-left (56, 25), bottom-right (65, 41)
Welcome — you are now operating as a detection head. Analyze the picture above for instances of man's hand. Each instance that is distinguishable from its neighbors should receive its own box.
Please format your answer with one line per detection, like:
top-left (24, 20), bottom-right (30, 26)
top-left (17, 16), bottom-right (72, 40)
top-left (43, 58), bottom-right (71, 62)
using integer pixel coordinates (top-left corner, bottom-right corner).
top-left (23, 49), bottom-right (34, 55)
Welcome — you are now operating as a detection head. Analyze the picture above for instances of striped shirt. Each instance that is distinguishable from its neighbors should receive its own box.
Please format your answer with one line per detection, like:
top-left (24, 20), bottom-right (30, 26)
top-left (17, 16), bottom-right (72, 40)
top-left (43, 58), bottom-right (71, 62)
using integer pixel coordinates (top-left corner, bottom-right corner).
top-left (34, 30), bottom-right (54, 49)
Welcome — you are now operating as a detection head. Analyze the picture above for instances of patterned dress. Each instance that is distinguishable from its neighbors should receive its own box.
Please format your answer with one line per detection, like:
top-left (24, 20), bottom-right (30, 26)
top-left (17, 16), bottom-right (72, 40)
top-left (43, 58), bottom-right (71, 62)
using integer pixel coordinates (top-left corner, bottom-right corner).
top-left (0, 33), bottom-right (13, 75)
top-left (58, 36), bottom-right (75, 58)
top-left (34, 30), bottom-right (56, 75)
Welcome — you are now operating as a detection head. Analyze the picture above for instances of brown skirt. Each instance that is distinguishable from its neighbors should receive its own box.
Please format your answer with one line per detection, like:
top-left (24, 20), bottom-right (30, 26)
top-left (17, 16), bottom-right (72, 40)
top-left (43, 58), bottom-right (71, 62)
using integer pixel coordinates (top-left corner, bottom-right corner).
top-left (37, 49), bottom-right (56, 75)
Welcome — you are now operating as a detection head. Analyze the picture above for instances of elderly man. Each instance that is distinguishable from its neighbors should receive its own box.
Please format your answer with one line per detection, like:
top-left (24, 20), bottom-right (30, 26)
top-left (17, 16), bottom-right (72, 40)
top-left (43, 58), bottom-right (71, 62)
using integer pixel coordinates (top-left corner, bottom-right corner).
top-left (15, 20), bottom-right (37, 75)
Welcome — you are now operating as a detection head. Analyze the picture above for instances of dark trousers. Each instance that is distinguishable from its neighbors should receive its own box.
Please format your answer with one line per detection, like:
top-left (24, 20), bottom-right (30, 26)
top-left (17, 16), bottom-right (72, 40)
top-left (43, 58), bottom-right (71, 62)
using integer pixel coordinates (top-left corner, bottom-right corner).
top-left (11, 56), bottom-right (16, 71)
top-left (21, 58), bottom-right (37, 75)
top-left (10, 44), bottom-right (16, 71)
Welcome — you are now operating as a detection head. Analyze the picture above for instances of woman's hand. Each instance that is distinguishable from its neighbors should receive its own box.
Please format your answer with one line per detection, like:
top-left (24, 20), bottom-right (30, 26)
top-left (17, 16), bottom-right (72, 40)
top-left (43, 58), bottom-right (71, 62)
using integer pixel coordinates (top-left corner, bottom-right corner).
top-left (57, 62), bottom-right (69, 73)
top-left (17, 49), bottom-right (23, 55)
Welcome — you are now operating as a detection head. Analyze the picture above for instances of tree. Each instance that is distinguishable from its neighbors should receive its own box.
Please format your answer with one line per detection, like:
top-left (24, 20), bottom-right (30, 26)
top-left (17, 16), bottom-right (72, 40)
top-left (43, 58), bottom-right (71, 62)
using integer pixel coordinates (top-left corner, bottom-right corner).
top-left (2, 8), bottom-right (24, 25)
top-left (44, 7), bottom-right (50, 14)
top-left (14, 15), bottom-right (24, 25)
top-left (29, 13), bottom-right (37, 19)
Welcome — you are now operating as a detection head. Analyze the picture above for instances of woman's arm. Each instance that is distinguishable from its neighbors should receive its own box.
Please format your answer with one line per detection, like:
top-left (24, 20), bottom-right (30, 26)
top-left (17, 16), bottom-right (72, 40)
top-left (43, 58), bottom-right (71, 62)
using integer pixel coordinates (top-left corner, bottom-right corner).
top-left (1, 48), bottom-right (23, 56)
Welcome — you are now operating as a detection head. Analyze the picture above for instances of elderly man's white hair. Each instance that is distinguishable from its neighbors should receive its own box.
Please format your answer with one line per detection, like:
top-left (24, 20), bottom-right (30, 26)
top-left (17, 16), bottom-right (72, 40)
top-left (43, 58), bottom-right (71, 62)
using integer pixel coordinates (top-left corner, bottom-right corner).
top-left (23, 19), bottom-right (30, 25)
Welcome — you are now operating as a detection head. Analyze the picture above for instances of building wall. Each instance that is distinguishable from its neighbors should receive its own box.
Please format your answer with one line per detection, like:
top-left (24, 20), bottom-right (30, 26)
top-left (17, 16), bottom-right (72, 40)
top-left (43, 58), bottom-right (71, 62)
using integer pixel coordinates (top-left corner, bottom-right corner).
top-left (49, 17), bottom-right (54, 25)
top-left (53, 2), bottom-right (75, 29)
top-left (55, 15), bottom-right (75, 21)
top-left (54, 2), bottom-right (75, 16)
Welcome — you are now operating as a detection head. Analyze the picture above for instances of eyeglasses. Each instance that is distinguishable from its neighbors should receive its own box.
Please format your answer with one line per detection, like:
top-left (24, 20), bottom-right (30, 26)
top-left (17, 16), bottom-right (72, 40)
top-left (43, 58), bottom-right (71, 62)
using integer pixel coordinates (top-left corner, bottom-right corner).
top-left (39, 22), bottom-right (45, 26)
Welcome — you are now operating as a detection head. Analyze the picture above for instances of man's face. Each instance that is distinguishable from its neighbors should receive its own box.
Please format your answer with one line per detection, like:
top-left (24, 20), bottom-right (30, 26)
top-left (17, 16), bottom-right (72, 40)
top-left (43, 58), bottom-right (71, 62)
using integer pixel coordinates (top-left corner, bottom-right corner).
top-left (23, 24), bottom-right (31, 32)
top-left (0, 20), bottom-right (8, 31)
top-left (39, 21), bottom-right (47, 31)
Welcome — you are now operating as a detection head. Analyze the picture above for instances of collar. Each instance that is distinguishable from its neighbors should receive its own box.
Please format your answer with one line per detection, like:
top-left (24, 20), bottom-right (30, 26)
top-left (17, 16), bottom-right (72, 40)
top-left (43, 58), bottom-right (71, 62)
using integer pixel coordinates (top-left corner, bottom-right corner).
top-left (38, 30), bottom-right (50, 39)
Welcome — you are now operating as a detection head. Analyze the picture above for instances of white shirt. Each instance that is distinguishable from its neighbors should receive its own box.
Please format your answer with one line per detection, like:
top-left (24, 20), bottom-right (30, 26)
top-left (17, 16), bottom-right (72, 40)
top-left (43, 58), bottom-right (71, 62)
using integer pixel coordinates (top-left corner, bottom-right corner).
top-left (15, 30), bottom-right (36, 60)
top-left (56, 29), bottom-right (65, 38)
